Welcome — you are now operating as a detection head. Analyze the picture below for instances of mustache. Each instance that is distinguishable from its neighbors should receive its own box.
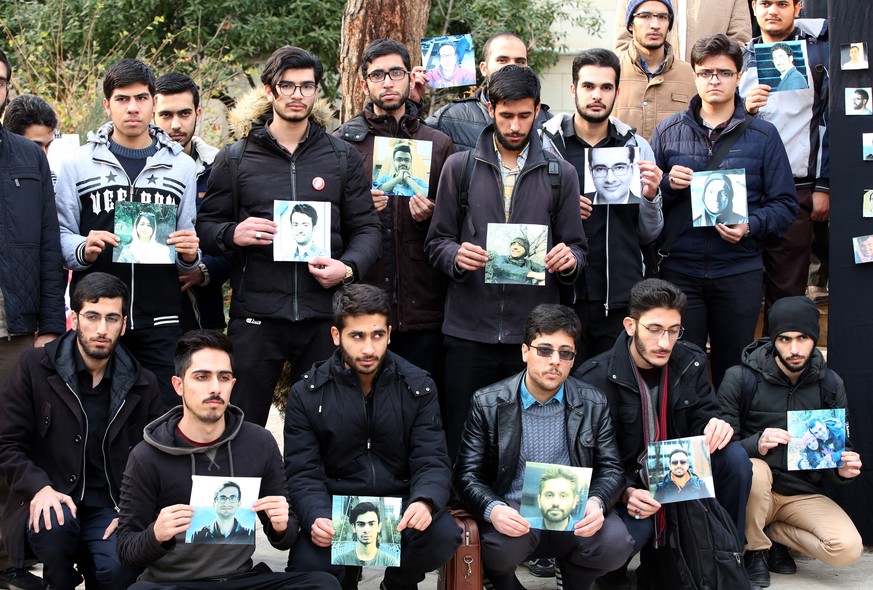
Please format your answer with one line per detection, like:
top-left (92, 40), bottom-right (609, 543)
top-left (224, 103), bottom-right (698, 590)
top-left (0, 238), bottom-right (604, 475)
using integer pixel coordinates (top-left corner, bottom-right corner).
top-left (203, 396), bottom-right (225, 404)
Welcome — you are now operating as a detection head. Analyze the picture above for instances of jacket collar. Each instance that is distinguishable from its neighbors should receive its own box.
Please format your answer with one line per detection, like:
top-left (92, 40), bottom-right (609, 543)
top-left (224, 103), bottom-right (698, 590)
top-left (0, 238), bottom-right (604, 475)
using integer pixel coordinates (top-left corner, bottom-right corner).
top-left (601, 331), bottom-right (698, 393)
top-left (741, 337), bottom-right (827, 387)
top-left (143, 404), bottom-right (246, 456)
top-left (302, 348), bottom-right (433, 398)
top-left (683, 94), bottom-right (747, 133)
top-left (473, 121), bottom-right (548, 169)
top-left (88, 121), bottom-right (181, 155)
top-left (542, 112), bottom-right (639, 145)
top-left (628, 40), bottom-right (676, 75)
top-left (362, 101), bottom-right (423, 134)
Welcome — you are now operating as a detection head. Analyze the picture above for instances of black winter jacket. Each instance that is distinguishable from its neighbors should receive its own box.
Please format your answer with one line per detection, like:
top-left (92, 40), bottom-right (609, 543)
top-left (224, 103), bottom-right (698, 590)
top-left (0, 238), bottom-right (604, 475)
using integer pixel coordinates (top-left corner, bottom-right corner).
top-left (454, 372), bottom-right (625, 518)
top-left (284, 350), bottom-right (451, 530)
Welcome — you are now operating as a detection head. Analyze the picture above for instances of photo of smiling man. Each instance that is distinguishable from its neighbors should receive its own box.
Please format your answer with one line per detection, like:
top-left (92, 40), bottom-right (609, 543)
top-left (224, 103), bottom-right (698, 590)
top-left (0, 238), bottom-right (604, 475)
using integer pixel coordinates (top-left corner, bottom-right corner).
top-left (583, 146), bottom-right (641, 205)
top-left (273, 200), bottom-right (330, 262)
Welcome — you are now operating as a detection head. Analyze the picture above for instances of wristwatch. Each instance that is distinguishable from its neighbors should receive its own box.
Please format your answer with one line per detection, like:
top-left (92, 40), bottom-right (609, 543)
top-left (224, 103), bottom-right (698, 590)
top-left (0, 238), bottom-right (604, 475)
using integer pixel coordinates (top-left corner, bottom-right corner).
top-left (342, 264), bottom-right (355, 285)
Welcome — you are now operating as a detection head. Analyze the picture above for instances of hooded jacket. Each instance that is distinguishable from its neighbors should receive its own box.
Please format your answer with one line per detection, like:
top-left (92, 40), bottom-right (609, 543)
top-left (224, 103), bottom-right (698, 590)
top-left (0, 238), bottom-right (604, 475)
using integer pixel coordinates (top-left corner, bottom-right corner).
top-left (196, 89), bottom-right (381, 322)
top-left (0, 330), bottom-right (162, 566)
top-left (116, 405), bottom-right (296, 582)
top-left (717, 339), bottom-right (852, 496)
top-left (283, 349), bottom-right (451, 531)
top-left (55, 123), bottom-right (199, 330)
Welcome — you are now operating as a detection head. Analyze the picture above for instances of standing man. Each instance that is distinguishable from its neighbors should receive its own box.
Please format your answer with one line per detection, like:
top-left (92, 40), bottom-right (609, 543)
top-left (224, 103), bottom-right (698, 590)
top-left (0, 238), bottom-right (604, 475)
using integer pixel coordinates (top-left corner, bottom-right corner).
top-left (335, 38), bottom-right (454, 377)
top-left (283, 285), bottom-right (460, 590)
top-left (741, 0), bottom-right (830, 329)
top-left (55, 58), bottom-right (201, 409)
top-left (612, 0), bottom-right (697, 141)
top-left (717, 296), bottom-right (863, 587)
top-left (575, 278), bottom-right (752, 589)
top-left (116, 330), bottom-right (337, 590)
top-left (541, 48), bottom-right (663, 360)
top-left (0, 273), bottom-right (163, 590)
top-left (3, 94), bottom-right (58, 157)
top-left (154, 72), bottom-right (229, 333)
top-left (426, 64), bottom-right (587, 459)
top-left (197, 46), bottom-right (381, 427)
top-left (426, 33), bottom-right (551, 151)
top-left (650, 33), bottom-right (797, 388)
top-left (454, 304), bottom-right (633, 589)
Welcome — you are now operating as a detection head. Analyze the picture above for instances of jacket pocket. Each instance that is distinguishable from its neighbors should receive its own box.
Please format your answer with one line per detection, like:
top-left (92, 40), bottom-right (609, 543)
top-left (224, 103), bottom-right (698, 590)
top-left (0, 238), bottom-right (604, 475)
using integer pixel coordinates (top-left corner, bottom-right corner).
top-left (38, 401), bottom-right (51, 437)
top-left (2, 169), bottom-right (45, 246)
top-left (671, 92), bottom-right (689, 104)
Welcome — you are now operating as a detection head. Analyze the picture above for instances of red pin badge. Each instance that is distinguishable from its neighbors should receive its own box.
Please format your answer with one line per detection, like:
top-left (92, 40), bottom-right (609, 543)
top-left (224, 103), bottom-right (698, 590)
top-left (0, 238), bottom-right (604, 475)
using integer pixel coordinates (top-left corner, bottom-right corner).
top-left (312, 177), bottom-right (325, 191)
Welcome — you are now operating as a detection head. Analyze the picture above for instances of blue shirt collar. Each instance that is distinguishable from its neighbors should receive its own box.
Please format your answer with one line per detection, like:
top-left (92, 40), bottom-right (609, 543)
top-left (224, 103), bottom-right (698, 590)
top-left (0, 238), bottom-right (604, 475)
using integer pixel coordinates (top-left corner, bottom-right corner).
top-left (519, 371), bottom-right (565, 409)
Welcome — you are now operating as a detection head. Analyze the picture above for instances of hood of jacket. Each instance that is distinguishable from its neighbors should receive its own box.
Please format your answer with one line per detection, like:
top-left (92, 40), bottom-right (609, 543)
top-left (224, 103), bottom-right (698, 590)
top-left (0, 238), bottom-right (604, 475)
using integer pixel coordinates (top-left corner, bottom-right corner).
top-left (542, 112), bottom-right (638, 140)
top-left (87, 122), bottom-right (182, 155)
top-left (143, 404), bottom-right (245, 459)
top-left (228, 87), bottom-right (334, 138)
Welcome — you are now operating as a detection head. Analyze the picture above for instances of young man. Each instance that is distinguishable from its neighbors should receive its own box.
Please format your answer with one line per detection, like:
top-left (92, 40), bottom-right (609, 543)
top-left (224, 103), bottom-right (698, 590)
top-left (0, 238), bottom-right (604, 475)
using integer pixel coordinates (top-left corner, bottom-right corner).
top-left (541, 48), bottom-right (663, 360)
top-left (650, 33), bottom-right (797, 388)
top-left (197, 46), bottom-right (381, 427)
top-left (454, 304), bottom-right (633, 589)
top-left (333, 502), bottom-right (399, 567)
top-left (0, 272), bottom-right (163, 590)
top-left (283, 284), bottom-right (459, 590)
top-left (3, 94), bottom-right (58, 156)
top-left (575, 278), bottom-right (752, 589)
top-left (335, 38), bottom-right (454, 376)
top-left (426, 64), bottom-right (587, 460)
top-left (188, 482), bottom-right (254, 544)
top-left (612, 0), bottom-right (697, 141)
top-left (115, 330), bottom-right (336, 590)
top-left (154, 72), bottom-right (229, 333)
top-left (55, 58), bottom-right (200, 409)
top-left (717, 296), bottom-right (863, 587)
top-left (285, 203), bottom-right (326, 260)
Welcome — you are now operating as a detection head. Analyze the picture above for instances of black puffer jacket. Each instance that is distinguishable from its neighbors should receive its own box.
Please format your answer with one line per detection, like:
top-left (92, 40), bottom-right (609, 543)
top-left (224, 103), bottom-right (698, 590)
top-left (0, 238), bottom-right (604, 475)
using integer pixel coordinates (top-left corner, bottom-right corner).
top-left (454, 372), bottom-right (625, 518)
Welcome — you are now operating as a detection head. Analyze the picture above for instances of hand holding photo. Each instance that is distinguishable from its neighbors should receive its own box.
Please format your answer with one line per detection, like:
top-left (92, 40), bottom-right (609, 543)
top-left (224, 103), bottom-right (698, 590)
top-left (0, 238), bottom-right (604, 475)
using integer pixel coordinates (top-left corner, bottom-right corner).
top-left (582, 147), bottom-right (642, 205)
top-left (421, 34), bottom-right (477, 90)
top-left (852, 234), bottom-right (873, 264)
top-left (331, 496), bottom-right (402, 567)
top-left (786, 409), bottom-right (846, 471)
top-left (186, 475), bottom-right (261, 545)
top-left (691, 169), bottom-right (748, 227)
top-left (845, 88), bottom-right (872, 116)
top-left (372, 137), bottom-right (433, 197)
top-left (273, 200), bottom-right (330, 262)
top-left (112, 201), bottom-right (176, 264)
top-left (841, 42), bottom-right (869, 70)
top-left (485, 223), bottom-right (548, 286)
top-left (519, 463), bottom-right (592, 532)
top-left (647, 436), bottom-right (715, 505)
top-left (754, 40), bottom-right (811, 92)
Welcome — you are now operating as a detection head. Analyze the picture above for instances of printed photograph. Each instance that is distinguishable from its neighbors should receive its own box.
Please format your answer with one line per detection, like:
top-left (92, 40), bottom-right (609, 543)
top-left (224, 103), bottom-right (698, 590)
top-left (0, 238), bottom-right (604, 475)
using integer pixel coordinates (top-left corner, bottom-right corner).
top-left (754, 40), bottom-right (811, 92)
top-left (786, 409), bottom-right (847, 471)
top-left (852, 234), bottom-right (873, 264)
top-left (862, 189), bottom-right (873, 218)
top-left (421, 34), bottom-right (477, 89)
top-left (485, 223), bottom-right (548, 286)
top-left (331, 496), bottom-right (402, 567)
top-left (863, 133), bottom-right (873, 161)
top-left (845, 88), bottom-right (873, 116)
top-left (582, 146), bottom-right (642, 205)
top-left (112, 201), bottom-right (176, 264)
top-left (186, 475), bottom-right (261, 545)
top-left (519, 462), bottom-right (592, 532)
top-left (690, 169), bottom-right (748, 227)
top-left (372, 137), bottom-right (433, 197)
top-left (647, 435), bottom-right (715, 505)
top-left (841, 42), bottom-right (869, 70)
top-left (273, 200), bottom-right (331, 262)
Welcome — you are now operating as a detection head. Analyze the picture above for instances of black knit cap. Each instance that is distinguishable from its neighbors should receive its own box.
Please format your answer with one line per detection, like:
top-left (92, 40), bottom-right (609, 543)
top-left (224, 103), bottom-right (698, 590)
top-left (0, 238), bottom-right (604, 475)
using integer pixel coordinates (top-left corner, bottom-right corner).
top-left (768, 296), bottom-right (820, 343)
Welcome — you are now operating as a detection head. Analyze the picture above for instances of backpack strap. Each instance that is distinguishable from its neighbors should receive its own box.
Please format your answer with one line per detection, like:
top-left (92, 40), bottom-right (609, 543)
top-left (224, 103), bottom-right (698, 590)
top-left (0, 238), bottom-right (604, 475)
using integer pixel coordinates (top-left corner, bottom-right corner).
top-left (820, 368), bottom-right (839, 408)
top-left (225, 137), bottom-right (248, 221)
top-left (543, 151), bottom-right (564, 227)
top-left (456, 150), bottom-right (476, 236)
top-left (325, 134), bottom-right (349, 199)
top-left (739, 365), bottom-right (758, 422)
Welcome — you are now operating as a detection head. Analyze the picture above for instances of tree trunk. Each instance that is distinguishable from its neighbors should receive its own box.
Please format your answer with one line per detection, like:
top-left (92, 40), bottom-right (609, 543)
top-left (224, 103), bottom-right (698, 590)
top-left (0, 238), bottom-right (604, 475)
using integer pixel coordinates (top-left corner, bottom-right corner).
top-left (339, 0), bottom-right (431, 122)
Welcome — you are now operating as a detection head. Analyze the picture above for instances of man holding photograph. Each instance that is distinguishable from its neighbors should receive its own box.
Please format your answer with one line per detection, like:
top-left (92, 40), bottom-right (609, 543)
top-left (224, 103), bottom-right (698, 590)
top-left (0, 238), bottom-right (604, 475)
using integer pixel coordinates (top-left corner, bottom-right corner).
top-left (526, 467), bottom-right (583, 532)
top-left (717, 296), bottom-right (863, 586)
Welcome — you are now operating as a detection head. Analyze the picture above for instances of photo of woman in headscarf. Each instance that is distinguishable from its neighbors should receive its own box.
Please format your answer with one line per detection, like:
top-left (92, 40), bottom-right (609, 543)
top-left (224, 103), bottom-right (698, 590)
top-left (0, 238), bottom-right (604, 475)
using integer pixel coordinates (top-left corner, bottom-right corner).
top-left (692, 171), bottom-right (747, 227)
top-left (116, 210), bottom-right (173, 264)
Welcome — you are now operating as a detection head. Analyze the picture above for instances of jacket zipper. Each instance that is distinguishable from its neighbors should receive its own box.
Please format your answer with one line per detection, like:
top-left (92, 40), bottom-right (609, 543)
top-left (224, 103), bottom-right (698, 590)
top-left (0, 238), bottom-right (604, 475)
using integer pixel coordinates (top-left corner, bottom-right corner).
top-left (102, 399), bottom-right (126, 510)
top-left (604, 205), bottom-right (611, 317)
top-left (291, 160), bottom-right (299, 321)
top-left (64, 382), bottom-right (89, 502)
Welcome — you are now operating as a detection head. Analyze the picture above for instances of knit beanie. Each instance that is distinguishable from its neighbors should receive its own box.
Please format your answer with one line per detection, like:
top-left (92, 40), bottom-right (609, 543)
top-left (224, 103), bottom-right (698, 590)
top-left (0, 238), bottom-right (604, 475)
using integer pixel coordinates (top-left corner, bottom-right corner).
top-left (626, 0), bottom-right (675, 30)
top-left (510, 236), bottom-right (530, 256)
top-left (768, 296), bottom-right (820, 344)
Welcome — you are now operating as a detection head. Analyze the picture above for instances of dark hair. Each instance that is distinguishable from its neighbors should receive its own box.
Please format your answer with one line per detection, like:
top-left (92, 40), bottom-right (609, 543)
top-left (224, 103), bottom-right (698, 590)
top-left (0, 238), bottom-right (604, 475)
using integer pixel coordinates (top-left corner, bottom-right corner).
top-left (392, 143), bottom-right (412, 158)
top-left (807, 418), bottom-right (825, 431)
top-left (349, 501), bottom-right (381, 524)
top-left (669, 448), bottom-right (688, 461)
top-left (290, 202), bottom-right (318, 225)
top-left (690, 33), bottom-right (743, 74)
top-left (333, 284), bottom-right (390, 331)
top-left (360, 39), bottom-right (411, 78)
top-left (855, 88), bottom-right (869, 102)
top-left (3, 94), bottom-right (58, 134)
top-left (587, 145), bottom-right (636, 167)
top-left (571, 48), bottom-right (621, 87)
top-left (0, 47), bottom-right (12, 82)
top-left (133, 211), bottom-right (157, 240)
top-left (155, 72), bottom-right (200, 109)
top-left (523, 304), bottom-right (581, 345)
top-left (770, 42), bottom-right (794, 60)
top-left (488, 64), bottom-right (540, 108)
top-left (538, 466), bottom-right (579, 495)
top-left (71, 272), bottom-right (130, 317)
top-left (261, 46), bottom-right (324, 89)
top-left (103, 58), bottom-right (156, 99)
top-left (214, 481), bottom-right (241, 501)
top-left (628, 279), bottom-right (687, 319)
top-left (482, 33), bottom-right (525, 64)
top-left (174, 329), bottom-right (234, 378)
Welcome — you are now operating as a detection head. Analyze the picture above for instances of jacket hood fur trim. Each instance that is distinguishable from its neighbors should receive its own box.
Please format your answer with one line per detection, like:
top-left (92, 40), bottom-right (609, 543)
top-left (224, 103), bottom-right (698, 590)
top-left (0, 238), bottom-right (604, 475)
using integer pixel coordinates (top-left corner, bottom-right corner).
top-left (228, 87), bottom-right (334, 138)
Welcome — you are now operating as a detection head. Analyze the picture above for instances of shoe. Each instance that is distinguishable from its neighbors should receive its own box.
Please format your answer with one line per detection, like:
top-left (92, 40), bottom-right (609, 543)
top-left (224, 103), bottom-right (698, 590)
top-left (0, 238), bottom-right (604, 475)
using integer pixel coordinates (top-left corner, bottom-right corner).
top-left (744, 550), bottom-right (770, 588)
top-left (806, 286), bottom-right (828, 303)
top-left (527, 557), bottom-right (556, 578)
top-left (0, 568), bottom-right (44, 590)
top-left (767, 542), bottom-right (797, 574)
top-left (594, 566), bottom-right (631, 589)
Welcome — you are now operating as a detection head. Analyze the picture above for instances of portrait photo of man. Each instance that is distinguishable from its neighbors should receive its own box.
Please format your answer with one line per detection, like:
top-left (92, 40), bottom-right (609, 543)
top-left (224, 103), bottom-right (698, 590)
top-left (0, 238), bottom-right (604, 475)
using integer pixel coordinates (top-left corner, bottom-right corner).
top-left (332, 500), bottom-right (400, 567)
top-left (422, 34), bottom-right (477, 89)
top-left (520, 464), bottom-right (591, 532)
top-left (846, 88), bottom-right (873, 116)
top-left (188, 480), bottom-right (256, 545)
top-left (485, 223), bottom-right (548, 286)
top-left (841, 42), bottom-right (869, 70)
top-left (372, 138), bottom-right (432, 197)
top-left (767, 42), bottom-right (809, 92)
top-left (647, 436), bottom-right (715, 505)
top-left (583, 146), bottom-right (641, 205)
top-left (273, 200), bottom-right (330, 262)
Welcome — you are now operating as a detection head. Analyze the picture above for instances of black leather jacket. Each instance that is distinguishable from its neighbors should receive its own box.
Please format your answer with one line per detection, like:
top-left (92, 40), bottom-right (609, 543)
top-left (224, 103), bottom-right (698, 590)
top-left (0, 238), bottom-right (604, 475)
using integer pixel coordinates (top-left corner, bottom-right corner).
top-left (454, 372), bottom-right (625, 519)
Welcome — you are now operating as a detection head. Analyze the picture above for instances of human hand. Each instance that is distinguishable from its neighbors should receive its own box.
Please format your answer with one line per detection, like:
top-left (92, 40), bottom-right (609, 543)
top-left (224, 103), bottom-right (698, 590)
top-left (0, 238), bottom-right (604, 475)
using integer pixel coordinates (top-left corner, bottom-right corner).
top-left (311, 517), bottom-right (335, 547)
top-left (703, 417), bottom-right (734, 452)
top-left (308, 258), bottom-right (347, 288)
top-left (744, 84), bottom-right (771, 115)
top-left (811, 191), bottom-right (830, 221)
top-left (838, 451), bottom-right (862, 479)
top-left (544, 243), bottom-right (576, 274)
top-left (33, 333), bottom-right (59, 348)
top-left (573, 498), bottom-right (605, 537)
top-left (102, 517), bottom-right (119, 540)
top-left (638, 160), bottom-right (663, 200)
top-left (168, 229), bottom-right (199, 263)
top-left (579, 195), bottom-right (593, 220)
top-left (409, 66), bottom-right (428, 103)
top-left (153, 504), bottom-right (193, 543)
top-left (253, 496), bottom-right (290, 534)
top-left (29, 486), bottom-right (77, 533)
top-left (397, 501), bottom-right (432, 532)
top-left (489, 505), bottom-right (530, 537)
top-left (715, 222), bottom-right (749, 244)
top-left (666, 165), bottom-right (693, 191)
top-left (178, 267), bottom-right (205, 292)
top-left (409, 195), bottom-right (435, 222)
top-left (233, 217), bottom-right (277, 247)
top-left (455, 242), bottom-right (488, 271)
top-left (371, 189), bottom-right (389, 212)
top-left (83, 230), bottom-right (120, 263)
top-left (624, 487), bottom-right (661, 520)
top-left (757, 428), bottom-right (791, 456)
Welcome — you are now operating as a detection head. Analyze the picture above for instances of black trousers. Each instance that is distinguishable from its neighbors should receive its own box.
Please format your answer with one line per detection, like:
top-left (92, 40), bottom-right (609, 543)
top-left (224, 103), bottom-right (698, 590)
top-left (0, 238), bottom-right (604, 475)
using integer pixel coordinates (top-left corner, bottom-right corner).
top-left (122, 325), bottom-right (182, 410)
top-left (129, 569), bottom-right (339, 590)
top-left (575, 300), bottom-right (628, 365)
top-left (227, 317), bottom-right (335, 426)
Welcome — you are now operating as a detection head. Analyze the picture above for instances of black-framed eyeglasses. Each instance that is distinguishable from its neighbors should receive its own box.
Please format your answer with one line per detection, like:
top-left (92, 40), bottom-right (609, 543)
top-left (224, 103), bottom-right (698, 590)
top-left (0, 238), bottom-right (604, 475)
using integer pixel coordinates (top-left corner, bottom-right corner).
top-left (633, 11), bottom-right (670, 23)
top-left (528, 344), bottom-right (577, 362)
top-left (215, 495), bottom-right (240, 504)
top-left (365, 68), bottom-right (410, 83)
top-left (637, 322), bottom-right (685, 340)
top-left (276, 81), bottom-right (317, 97)
top-left (695, 69), bottom-right (737, 81)
top-left (591, 163), bottom-right (631, 178)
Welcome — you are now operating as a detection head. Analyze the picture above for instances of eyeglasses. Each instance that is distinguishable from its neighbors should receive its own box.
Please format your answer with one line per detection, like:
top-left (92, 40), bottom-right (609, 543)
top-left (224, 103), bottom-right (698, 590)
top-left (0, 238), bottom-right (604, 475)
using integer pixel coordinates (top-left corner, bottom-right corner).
top-left (637, 322), bottom-right (685, 340)
top-left (670, 459), bottom-right (688, 465)
top-left (591, 163), bottom-right (631, 178)
top-left (276, 81), bottom-right (317, 97)
top-left (78, 312), bottom-right (124, 326)
top-left (633, 11), bottom-right (670, 23)
top-left (695, 69), bottom-right (738, 81)
top-left (528, 344), bottom-right (577, 362)
top-left (365, 68), bottom-right (410, 83)
top-left (215, 495), bottom-right (239, 504)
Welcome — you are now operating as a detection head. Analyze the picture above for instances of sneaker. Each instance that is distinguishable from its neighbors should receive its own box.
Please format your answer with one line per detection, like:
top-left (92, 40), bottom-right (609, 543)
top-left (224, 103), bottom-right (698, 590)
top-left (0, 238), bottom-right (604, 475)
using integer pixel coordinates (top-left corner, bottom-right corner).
top-left (0, 568), bottom-right (44, 590)
top-left (594, 566), bottom-right (631, 589)
top-left (744, 550), bottom-right (770, 588)
top-left (527, 557), bottom-right (556, 578)
top-left (767, 542), bottom-right (797, 575)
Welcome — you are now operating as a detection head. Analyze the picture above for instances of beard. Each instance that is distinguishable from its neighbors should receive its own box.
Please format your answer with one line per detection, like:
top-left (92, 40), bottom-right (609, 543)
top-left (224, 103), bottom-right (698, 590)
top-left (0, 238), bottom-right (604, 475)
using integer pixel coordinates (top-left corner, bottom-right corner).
top-left (76, 330), bottom-right (113, 360)
top-left (494, 126), bottom-right (531, 152)
top-left (274, 100), bottom-right (313, 123)
top-left (371, 89), bottom-right (409, 113)
top-left (574, 94), bottom-right (612, 124)
top-left (774, 346), bottom-right (810, 374)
